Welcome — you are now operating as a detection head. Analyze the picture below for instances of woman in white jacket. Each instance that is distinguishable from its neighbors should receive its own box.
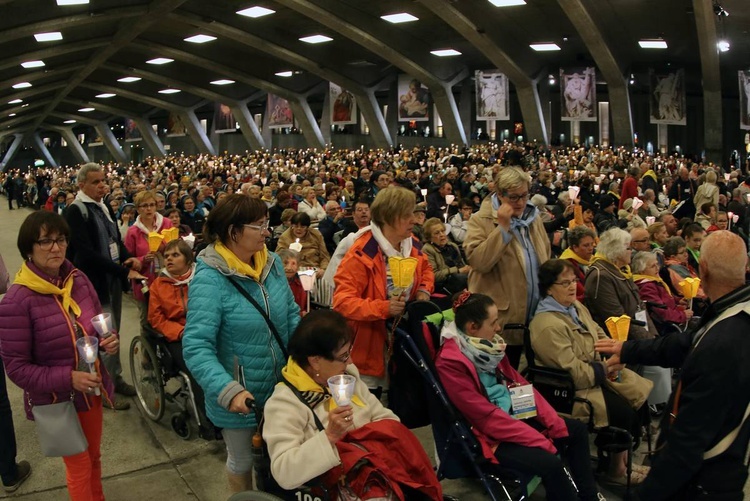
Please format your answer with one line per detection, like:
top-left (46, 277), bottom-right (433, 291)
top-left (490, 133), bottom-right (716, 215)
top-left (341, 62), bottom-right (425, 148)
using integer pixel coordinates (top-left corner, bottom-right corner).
top-left (297, 187), bottom-right (326, 223)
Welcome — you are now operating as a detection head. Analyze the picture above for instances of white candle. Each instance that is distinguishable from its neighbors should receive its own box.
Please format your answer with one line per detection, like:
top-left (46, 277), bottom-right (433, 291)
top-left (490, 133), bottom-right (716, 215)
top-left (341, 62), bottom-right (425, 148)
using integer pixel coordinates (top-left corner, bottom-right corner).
top-left (84, 345), bottom-right (95, 363)
top-left (290, 238), bottom-right (303, 253)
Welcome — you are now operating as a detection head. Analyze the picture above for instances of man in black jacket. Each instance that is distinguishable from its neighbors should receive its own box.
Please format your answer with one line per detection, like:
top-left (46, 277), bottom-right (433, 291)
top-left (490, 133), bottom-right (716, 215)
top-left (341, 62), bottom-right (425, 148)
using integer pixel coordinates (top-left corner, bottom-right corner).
top-left (596, 230), bottom-right (750, 500)
top-left (65, 163), bottom-right (145, 410)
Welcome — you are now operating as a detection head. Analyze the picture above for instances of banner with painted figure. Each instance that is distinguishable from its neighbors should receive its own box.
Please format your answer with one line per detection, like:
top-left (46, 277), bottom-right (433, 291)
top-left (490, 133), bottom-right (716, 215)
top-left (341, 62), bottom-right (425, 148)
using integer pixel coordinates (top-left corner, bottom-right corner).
top-left (475, 70), bottom-right (509, 121)
top-left (125, 119), bottom-right (141, 142)
top-left (398, 75), bottom-right (430, 121)
top-left (330, 83), bottom-right (357, 125)
top-left (650, 69), bottom-right (686, 125)
top-left (267, 94), bottom-right (294, 128)
top-left (560, 67), bottom-right (596, 121)
top-left (214, 103), bottom-right (236, 133)
top-left (167, 112), bottom-right (187, 137)
top-left (740, 71), bottom-right (750, 131)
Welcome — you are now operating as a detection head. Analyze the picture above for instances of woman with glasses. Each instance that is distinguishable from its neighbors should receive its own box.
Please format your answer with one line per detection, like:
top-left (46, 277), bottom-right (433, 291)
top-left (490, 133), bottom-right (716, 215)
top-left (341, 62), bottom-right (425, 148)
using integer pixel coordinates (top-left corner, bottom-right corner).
top-left (182, 194), bottom-right (300, 493)
top-left (262, 310), bottom-right (442, 498)
top-left (661, 236), bottom-right (707, 301)
top-left (276, 212), bottom-right (330, 278)
top-left (531, 260), bottom-right (653, 486)
top-left (463, 167), bottom-right (551, 368)
top-left (0, 211), bottom-right (123, 499)
top-left (560, 225), bottom-right (596, 302)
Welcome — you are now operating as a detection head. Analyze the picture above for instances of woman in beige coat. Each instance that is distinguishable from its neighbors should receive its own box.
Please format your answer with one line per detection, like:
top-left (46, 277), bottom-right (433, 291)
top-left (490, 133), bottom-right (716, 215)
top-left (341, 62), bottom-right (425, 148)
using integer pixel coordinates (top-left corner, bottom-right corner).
top-left (463, 167), bottom-right (550, 368)
top-left (277, 212), bottom-right (330, 277)
top-left (530, 259), bottom-right (652, 484)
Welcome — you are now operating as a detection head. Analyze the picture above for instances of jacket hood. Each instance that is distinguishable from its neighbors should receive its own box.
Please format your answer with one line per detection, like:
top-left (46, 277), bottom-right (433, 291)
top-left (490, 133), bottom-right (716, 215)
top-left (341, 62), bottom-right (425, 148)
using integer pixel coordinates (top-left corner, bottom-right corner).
top-left (198, 244), bottom-right (276, 282)
top-left (159, 263), bottom-right (196, 285)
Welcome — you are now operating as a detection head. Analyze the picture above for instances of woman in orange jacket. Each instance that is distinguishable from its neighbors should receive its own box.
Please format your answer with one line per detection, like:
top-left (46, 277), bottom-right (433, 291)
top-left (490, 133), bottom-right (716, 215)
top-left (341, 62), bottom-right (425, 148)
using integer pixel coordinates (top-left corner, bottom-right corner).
top-left (333, 187), bottom-right (434, 392)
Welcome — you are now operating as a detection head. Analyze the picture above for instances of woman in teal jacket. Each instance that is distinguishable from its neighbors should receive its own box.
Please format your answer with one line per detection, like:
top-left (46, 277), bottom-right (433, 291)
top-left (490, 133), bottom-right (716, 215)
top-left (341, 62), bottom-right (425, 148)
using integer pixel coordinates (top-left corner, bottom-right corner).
top-left (183, 195), bottom-right (300, 494)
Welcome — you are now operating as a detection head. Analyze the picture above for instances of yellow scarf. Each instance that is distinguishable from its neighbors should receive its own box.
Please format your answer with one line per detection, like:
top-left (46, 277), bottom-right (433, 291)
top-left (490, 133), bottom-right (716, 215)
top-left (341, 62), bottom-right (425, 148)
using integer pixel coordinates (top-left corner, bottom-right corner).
top-left (281, 357), bottom-right (365, 410)
top-left (643, 169), bottom-right (658, 182)
top-left (592, 254), bottom-right (632, 279)
top-left (560, 248), bottom-right (591, 266)
top-left (214, 241), bottom-right (268, 281)
top-left (14, 262), bottom-right (81, 317)
top-left (633, 274), bottom-right (672, 296)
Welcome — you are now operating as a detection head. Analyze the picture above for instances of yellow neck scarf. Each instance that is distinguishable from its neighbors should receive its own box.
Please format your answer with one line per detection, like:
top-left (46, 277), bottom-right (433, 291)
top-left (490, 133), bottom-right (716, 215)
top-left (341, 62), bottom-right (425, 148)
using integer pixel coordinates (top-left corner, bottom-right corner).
top-left (14, 262), bottom-right (81, 317)
top-left (281, 357), bottom-right (365, 410)
top-left (592, 254), bottom-right (633, 279)
top-left (560, 248), bottom-right (592, 266)
top-left (633, 274), bottom-right (672, 296)
top-left (214, 241), bottom-right (268, 281)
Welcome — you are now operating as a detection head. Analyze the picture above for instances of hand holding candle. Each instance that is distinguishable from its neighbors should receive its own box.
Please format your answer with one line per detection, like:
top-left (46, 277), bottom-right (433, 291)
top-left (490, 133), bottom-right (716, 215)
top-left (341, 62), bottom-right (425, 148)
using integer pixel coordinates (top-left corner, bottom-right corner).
top-left (91, 313), bottom-right (113, 339)
top-left (679, 277), bottom-right (701, 310)
top-left (76, 336), bottom-right (101, 396)
top-left (328, 374), bottom-right (356, 406)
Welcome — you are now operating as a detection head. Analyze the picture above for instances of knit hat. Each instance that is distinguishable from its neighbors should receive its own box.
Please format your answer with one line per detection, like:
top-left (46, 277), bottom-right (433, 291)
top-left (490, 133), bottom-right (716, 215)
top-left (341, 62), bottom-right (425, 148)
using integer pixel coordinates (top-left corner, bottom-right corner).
top-left (598, 194), bottom-right (616, 211)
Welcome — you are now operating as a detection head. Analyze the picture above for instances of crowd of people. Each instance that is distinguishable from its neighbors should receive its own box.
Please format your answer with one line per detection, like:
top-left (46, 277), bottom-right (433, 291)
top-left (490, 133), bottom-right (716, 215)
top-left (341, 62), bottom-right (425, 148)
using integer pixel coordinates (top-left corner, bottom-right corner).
top-left (0, 141), bottom-right (749, 501)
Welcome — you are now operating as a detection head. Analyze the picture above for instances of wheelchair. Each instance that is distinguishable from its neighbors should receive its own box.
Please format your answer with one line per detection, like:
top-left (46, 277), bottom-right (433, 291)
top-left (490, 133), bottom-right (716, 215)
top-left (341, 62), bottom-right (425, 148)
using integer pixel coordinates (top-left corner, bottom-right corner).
top-left (128, 328), bottom-right (204, 440)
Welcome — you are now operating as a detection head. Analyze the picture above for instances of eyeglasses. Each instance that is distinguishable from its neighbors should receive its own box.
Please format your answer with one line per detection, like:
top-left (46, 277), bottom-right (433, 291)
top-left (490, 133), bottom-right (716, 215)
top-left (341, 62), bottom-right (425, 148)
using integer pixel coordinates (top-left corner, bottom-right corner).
top-left (330, 350), bottom-right (351, 364)
top-left (553, 278), bottom-right (578, 288)
top-left (502, 192), bottom-right (530, 203)
top-left (243, 221), bottom-right (270, 232)
top-left (138, 203), bottom-right (157, 209)
top-left (36, 236), bottom-right (68, 250)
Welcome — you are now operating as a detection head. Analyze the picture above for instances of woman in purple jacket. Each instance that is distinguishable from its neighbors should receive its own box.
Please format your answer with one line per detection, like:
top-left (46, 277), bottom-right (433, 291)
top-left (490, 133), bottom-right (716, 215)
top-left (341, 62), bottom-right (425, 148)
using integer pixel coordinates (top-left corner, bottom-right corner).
top-left (0, 211), bottom-right (120, 501)
top-left (435, 291), bottom-right (604, 501)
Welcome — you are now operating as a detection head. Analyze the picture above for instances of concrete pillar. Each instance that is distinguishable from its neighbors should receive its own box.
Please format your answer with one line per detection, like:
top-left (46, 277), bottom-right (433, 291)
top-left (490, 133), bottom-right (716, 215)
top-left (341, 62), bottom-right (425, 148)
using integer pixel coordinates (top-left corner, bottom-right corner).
top-left (134, 118), bottom-right (166, 157)
top-left (287, 97), bottom-right (325, 149)
top-left (517, 84), bottom-right (549, 144)
top-left (57, 127), bottom-right (90, 164)
top-left (358, 89), bottom-right (392, 148)
top-left (179, 110), bottom-right (216, 155)
top-left (703, 90), bottom-right (723, 163)
top-left (94, 123), bottom-right (128, 163)
top-left (230, 103), bottom-right (265, 150)
top-left (432, 83), bottom-right (468, 146)
top-left (320, 88), bottom-right (332, 146)
top-left (387, 80), bottom-right (399, 144)
top-left (0, 134), bottom-right (24, 171)
top-left (31, 133), bottom-right (58, 168)
top-left (261, 105), bottom-right (273, 148)
top-left (458, 80), bottom-right (472, 140)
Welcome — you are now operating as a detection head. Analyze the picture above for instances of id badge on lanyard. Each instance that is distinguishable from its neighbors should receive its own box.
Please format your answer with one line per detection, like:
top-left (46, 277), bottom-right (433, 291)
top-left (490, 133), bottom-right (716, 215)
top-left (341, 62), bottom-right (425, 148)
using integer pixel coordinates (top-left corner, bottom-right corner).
top-left (635, 306), bottom-right (649, 332)
top-left (108, 240), bottom-right (120, 263)
top-left (509, 383), bottom-right (538, 419)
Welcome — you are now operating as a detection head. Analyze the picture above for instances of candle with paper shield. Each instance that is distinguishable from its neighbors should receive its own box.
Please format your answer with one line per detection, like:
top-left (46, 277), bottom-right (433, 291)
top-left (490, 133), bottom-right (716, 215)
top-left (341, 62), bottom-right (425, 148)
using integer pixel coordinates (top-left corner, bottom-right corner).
top-left (182, 233), bottom-right (195, 249)
top-left (161, 227), bottom-right (179, 244)
top-left (91, 313), bottom-right (113, 339)
top-left (298, 269), bottom-right (316, 312)
top-left (420, 188), bottom-right (427, 200)
top-left (387, 256), bottom-right (418, 299)
top-left (679, 277), bottom-right (701, 311)
top-left (568, 186), bottom-right (580, 201)
top-left (76, 336), bottom-right (100, 396)
top-left (290, 238), bottom-right (303, 253)
top-left (728, 212), bottom-right (734, 231)
top-left (147, 231), bottom-right (164, 253)
top-left (605, 315), bottom-right (631, 343)
top-left (724, 173), bottom-right (731, 181)
top-left (327, 374), bottom-right (356, 407)
top-left (646, 216), bottom-right (656, 226)
top-left (631, 198), bottom-right (643, 212)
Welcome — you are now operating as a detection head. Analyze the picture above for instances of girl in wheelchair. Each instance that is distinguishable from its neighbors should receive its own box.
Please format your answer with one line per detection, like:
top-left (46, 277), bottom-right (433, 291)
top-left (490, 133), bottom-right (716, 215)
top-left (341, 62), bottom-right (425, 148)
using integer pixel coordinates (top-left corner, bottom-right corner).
top-left (435, 291), bottom-right (606, 501)
top-left (148, 239), bottom-right (215, 439)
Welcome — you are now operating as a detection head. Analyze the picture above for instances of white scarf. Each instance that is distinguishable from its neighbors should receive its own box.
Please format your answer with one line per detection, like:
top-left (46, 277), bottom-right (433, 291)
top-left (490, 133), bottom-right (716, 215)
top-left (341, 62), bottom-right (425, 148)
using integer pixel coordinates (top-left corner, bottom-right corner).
top-left (134, 212), bottom-right (165, 234)
top-left (76, 191), bottom-right (114, 224)
top-left (369, 221), bottom-right (413, 258)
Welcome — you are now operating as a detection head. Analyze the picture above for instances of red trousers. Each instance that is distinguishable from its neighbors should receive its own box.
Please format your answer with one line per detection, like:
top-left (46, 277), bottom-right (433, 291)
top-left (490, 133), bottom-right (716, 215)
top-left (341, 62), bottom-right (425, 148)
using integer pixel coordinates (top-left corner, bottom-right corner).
top-left (62, 397), bottom-right (104, 501)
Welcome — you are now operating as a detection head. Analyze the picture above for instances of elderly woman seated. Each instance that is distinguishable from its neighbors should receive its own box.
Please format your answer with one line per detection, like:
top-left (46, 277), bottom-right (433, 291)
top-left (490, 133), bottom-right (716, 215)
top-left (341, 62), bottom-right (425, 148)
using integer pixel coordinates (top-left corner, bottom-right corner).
top-left (530, 260), bottom-right (653, 485)
top-left (631, 250), bottom-right (693, 328)
top-left (422, 217), bottom-right (471, 295)
top-left (661, 236), bottom-right (707, 306)
top-left (560, 225), bottom-right (596, 302)
top-left (262, 310), bottom-right (442, 500)
top-left (277, 212), bottom-right (330, 278)
top-left (436, 292), bottom-right (606, 500)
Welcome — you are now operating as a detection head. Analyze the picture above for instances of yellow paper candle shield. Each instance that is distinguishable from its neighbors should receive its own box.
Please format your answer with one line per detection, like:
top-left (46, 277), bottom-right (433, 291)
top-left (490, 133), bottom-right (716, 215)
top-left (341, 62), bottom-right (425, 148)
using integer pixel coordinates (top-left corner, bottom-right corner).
top-left (161, 227), bottom-right (179, 244)
top-left (605, 315), bottom-right (631, 342)
top-left (387, 256), bottom-right (418, 289)
top-left (678, 277), bottom-right (701, 299)
top-left (147, 232), bottom-right (165, 253)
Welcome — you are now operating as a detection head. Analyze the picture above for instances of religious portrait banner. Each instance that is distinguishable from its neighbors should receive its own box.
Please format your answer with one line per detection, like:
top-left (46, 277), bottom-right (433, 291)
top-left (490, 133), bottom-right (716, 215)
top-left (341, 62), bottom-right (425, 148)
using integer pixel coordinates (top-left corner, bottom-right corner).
top-left (125, 118), bottom-right (141, 142)
top-left (214, 103), bottom-right (236, 134)
top-left (560, 67), bottom-right (597, 122)
top-left (398, 75), bottom-right (430, 122)
top-left (267, 94), bottom-right (294, 129)
top-left (167, 112), bottom-right (187, 137)
top-left (329, 83), bottom-right (357, 125)
top-left (649, 69), bottom-right (686, 126)
top-left (475, 70), bottom-right (509, 121)
top-left (739, 71), bottom-right (750, 131)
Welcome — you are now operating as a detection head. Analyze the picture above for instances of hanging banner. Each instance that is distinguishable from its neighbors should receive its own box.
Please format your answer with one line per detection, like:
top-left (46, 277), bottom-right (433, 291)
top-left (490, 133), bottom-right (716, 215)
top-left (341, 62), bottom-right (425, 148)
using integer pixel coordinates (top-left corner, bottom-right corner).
top-left (267, 94), bottom-right (294, 128)
top-left (740, 71), bottom-right (750, 131)
top-left (398, 75), bottom-right (430, 122)
top-left (329, 83), bottom-right (357, 125)
top-left (167, 112), bottom-right (187, 137)
top-left (560, 67), bottom-right (597, 121)
top-left (125, 119), bottom-right (141, 142)
top-left (475, 70), bottom-right (509, 121)
top-left (214, 103), bottom-right (236, 133)
top-left (650, 69), bottom-right (686, 125)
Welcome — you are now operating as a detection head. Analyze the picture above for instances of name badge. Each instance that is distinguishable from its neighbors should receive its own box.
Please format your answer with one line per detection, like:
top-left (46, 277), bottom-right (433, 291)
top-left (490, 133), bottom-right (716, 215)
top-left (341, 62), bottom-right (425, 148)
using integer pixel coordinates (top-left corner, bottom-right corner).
top-left (509, 384), bottom-right (537, 419)
top-left (108, 241), bottom-right (120, 263)
top-left (635, 310), bottom-right (648, 331)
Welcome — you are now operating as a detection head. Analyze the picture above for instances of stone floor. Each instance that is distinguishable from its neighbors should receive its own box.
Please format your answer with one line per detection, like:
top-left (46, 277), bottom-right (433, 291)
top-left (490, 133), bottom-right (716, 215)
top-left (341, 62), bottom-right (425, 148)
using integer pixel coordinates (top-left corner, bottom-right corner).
top-left (0, 199), bottom-right (648, 500)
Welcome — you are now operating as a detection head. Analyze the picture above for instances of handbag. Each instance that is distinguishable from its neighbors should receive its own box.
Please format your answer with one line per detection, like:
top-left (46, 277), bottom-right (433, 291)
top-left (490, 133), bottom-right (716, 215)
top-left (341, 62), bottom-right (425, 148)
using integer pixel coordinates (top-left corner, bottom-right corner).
top-left (31, 393), bottom-right (88, 457)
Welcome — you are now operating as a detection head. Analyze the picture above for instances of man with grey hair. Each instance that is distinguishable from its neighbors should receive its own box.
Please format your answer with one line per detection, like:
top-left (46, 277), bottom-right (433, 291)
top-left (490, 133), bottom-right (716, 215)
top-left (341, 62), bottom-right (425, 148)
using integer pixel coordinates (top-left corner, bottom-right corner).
top-left (65, 163), bottom-right (145, 410)
top-left (597, 230), bottom-right (750, 499)
top-left (318, 200), bottom-right (344, 255)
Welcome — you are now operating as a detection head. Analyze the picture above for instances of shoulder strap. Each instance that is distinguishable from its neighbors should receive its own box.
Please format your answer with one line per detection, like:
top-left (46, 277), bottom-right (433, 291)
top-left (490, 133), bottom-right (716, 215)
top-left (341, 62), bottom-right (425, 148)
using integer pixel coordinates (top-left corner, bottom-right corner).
top-left (282, 378), bottom-right (326, 431)
top-left (72, 199), bottom-right (89, 222)
top-left (226, 276), bottom-right (289, 359)
top-left (703, 402), bottom-right (750, 460)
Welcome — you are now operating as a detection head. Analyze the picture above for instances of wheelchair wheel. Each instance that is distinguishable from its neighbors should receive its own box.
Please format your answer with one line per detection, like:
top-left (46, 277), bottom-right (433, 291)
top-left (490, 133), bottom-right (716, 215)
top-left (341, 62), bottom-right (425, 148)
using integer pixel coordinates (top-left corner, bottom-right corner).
top-left (129, 336), bottom-right (165, 422)
top-left (171, 412), bottom-right (192, 440)
top-left (227, 492), bottom-right (285, 501)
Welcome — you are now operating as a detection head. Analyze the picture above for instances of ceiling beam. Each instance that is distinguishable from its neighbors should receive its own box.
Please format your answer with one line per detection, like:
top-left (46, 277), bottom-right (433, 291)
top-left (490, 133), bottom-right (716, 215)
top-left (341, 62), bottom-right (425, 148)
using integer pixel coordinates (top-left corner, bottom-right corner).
top-left (50, 111), bottom-right (101, 126)
top-left (0, 63), bottom-right (84, 91)
top-left (0, 81), bottom-right (68, 104)
top-left (29, 0), bottom-right (190, 132)
top-left (0, 38), bottom-right (110, 73)
top-left (79, 82), bottom-right (193, 111)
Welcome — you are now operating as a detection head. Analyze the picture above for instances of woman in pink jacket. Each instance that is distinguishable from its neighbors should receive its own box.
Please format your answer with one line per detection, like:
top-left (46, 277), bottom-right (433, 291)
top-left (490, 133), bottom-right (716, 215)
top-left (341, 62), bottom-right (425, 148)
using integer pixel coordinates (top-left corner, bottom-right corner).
top-left (435, 291), bottom-right (603, 501)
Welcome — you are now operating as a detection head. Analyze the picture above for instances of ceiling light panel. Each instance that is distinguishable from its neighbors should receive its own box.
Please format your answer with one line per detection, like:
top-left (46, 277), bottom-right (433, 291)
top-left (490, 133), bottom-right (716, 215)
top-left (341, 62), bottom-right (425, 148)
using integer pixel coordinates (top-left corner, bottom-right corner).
top-left (431, 49), bottom-right (461, 57)
top-left (21, 60), bottom-right (45, 68)
top-left (381, 13), bottom-right (418, 23)
top-left (64, 119), bottom-right (76, 123)
top-left (8, 99), bottom-right (22, 104)
top-left (275, 71), bottom-right (293, 77)
top-left (78, 107), bottom-right (95, 112)
top-left (530, 43), bottom-right (561, 51)
top-left (184, 34), bottom-right (217, 44)
top-left (96, 93), bottom-right (116, 98)
top-left (34, 32), bottom-right (63, 42)
top-left (237, 6), bottom-right (275, 18)
top-left (118, 76), bottom-right (141, 83)
top-left (210, 79), bottom-right (235, 85)
top-left (158, 88), bottom-right (181, 94)
top-left (12, 82), bottom-right (32, 89)
top-left (299, 35), bottom-right (332, 44)
top-left (489, 0), bottom-right (526, 6)
top-left (146, 58), bottom-right (174, 65)
top-left (639, 39), bottom-right (668, 49)
top-left (56, 0), bottom-right (89, 5)
top-left (9, 113), bottom-right (16, 117)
